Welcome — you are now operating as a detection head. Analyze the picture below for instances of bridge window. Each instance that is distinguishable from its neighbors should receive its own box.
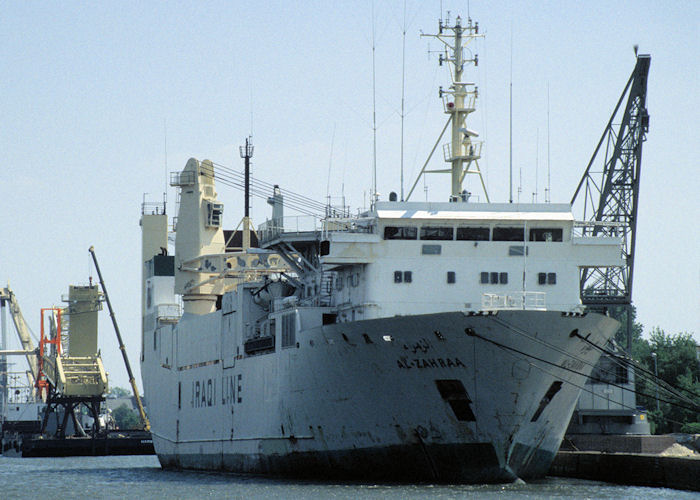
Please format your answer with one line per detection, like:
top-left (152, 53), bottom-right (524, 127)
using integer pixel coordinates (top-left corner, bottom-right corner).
top-left (447, 271), bottom-right (456, 284)
top-left (480, 272), bottom-right (489, 284)
top-left (530, 228), bottom-right (563, 242)
top-left (404, 271), bottom-right (412, 283)
top-left (422, 244), bottom-right (442, 255)
top-left (493, 227), bottom-right (524, 241)
top-left (457, 227), bottom-right (490, 241)
top-left (384, 226), bottom-right (417, 240)
top-left (420, 226), bottom-right (454, 240)
top-left (509, 246), bottom-right (525, 256)
top-left (394, 271), bottom-right (403, 283)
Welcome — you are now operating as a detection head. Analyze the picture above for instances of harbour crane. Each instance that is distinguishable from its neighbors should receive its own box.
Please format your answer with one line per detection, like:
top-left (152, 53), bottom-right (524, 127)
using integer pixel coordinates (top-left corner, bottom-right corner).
top-left (0, 287), bottom-right (40, 388)
top-left (571, 53), bottom-right (650, 348)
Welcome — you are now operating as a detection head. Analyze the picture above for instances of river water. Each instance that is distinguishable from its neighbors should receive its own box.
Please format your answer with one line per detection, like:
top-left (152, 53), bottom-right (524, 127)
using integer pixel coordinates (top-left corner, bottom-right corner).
top-left (0, 455), bottom-right (696, 499)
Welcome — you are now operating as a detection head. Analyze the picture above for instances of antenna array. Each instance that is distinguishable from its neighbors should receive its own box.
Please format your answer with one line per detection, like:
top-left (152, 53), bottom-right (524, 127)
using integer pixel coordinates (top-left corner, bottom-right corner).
top-left (406, 15), bottom-right (488, 202)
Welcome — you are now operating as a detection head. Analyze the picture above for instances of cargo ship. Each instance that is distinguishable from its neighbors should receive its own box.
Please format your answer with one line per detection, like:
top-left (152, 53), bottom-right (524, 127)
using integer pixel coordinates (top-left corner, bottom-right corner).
top-left (140, 16), bottom-right (620, 482)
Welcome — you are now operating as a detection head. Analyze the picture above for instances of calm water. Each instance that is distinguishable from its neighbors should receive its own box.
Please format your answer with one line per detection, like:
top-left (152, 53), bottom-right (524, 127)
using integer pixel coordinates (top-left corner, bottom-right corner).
top-left (0, 455), bottom-right (696, 499)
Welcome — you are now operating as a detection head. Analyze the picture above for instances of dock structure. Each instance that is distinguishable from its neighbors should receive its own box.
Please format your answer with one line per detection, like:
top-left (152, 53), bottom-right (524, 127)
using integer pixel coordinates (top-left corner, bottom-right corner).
top-left (551, 449), bottom-right (700, 492)
top-left (1, 284), bottom-right (154, 457)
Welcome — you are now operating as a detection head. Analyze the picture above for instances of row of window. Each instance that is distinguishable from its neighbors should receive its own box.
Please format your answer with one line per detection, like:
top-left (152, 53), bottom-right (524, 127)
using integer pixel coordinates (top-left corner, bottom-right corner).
top-left (539, 272), bottom-right (557, 285)
top-left (384, 226), bottom-right (563, 242)
top-left (393, 271), bottom-right (558, 285)
top-left (394, 271), bottom-right (413, 283)
top-left (480, 272), bottom-right (509, 285)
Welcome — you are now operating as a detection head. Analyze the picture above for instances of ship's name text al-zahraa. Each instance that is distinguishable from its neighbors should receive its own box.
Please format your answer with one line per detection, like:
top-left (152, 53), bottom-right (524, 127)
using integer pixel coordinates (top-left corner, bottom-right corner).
top-left (396, 357), bottom-right (467, 369)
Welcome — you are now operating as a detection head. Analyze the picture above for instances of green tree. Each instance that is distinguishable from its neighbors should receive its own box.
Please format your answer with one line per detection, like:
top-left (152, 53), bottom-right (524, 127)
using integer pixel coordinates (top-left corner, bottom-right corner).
top-left (634, 328), bottom-right (700, 434)
top-left (112, 403), bottom-right (140, 429)
top-left (606, 307), bottom-right (700, 433)
top-left (109, 386), bottom-right (132, 398)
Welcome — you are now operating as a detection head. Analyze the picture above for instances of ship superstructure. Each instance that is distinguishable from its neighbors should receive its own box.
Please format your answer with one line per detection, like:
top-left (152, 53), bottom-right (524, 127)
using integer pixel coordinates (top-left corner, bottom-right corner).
top-left (140, 16), bottom-right (622, 482)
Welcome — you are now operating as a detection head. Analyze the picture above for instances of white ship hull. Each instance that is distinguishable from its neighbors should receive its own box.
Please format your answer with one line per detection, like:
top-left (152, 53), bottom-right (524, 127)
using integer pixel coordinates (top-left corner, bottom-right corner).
top-left (140, 15), bottom-right (625, 482)
top-left (142, 309), bottom-right (617, 482)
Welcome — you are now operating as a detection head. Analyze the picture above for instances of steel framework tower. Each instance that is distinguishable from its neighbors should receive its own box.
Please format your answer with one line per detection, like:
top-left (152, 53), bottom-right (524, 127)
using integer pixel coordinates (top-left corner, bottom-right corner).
top-left (567, 56), bottom-right (651, 437)
top-left (571, 54), bottom-right (650, 345)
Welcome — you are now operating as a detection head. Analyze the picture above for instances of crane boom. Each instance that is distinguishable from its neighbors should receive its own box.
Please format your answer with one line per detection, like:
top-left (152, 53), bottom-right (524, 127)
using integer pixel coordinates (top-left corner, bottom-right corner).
top-left (89, 246), bottom-right (151, 431)
top-left (0, 287), bottom-right (39, 386)
top-left (571, 54), bottom-right (650, 350)
top-left (572, 54), bottom-right (650, 307)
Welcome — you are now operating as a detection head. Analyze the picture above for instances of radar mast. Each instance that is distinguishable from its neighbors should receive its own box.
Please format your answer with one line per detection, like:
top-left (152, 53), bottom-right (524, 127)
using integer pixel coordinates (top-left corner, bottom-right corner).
top-left (407, 15), bottom-right (488, 202)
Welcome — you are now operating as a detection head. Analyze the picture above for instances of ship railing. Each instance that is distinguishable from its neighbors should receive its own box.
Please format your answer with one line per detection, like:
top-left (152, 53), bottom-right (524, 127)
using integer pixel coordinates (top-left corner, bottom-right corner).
top-left (572, 220), bottom-right (627, 238)
top-left (157, 303), bottom-right (181, 323)
top-left (481, 292), bottom-right (546, 311)
top-left (259, 215), bottom-right (374, 245)
top-left (443, 140), bottom-right (483, 162)
top-left (324, 201), bottom-right (350, 218)
top-left (441, 94), bottom-right (477, 114)
top-left (169, 170), bottom-right (195, 187)
top-left (321, 217), bottom-right (374, 238)
top-left (258, 215), bottom-right (322, 244)
top-left (141, 201), bottom-right (166, 216)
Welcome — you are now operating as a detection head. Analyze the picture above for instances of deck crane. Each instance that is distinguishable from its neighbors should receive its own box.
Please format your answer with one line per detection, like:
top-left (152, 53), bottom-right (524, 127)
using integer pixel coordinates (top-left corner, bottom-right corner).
top-left (571, 53), bottom-right (650, 349)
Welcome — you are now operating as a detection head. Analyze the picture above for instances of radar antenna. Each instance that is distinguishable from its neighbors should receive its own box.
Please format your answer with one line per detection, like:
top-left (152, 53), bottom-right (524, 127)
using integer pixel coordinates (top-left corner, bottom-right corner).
top-left (239, 137), bottom-right (255, 250)
top-left (407, 15), bottom-right (488, 202)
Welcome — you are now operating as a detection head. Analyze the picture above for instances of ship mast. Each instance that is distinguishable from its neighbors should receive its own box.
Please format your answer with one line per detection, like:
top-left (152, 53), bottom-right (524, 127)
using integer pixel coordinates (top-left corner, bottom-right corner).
top-left (240, 137), bottom-right (254, 250)
top-left (407, 16), bottom-right (488, 202)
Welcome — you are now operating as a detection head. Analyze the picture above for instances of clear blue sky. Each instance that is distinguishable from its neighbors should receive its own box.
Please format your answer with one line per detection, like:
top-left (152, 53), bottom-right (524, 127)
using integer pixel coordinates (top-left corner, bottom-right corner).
top-left (1, 1), bottom-right (697, 390)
